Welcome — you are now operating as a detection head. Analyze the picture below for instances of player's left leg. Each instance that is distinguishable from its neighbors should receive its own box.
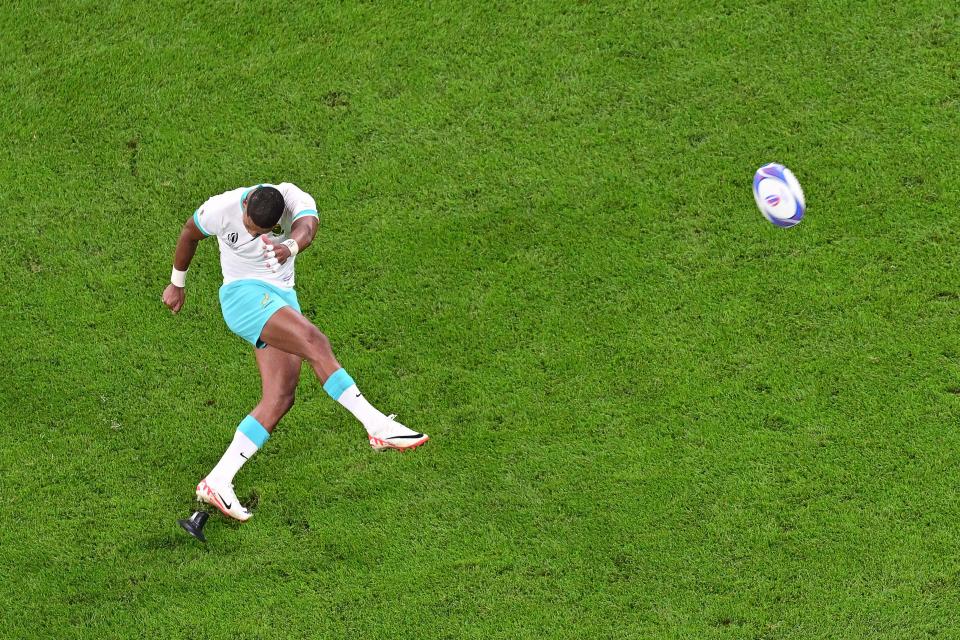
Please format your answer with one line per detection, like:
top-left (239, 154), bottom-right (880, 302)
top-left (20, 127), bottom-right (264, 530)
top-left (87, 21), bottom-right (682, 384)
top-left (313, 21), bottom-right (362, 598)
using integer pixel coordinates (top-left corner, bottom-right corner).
top-left (197, 345), bottom-right (302, 521)
top-left (218, 278), bottom-right (427, 452)
top-left (259, 306), bottom-right (428, 451)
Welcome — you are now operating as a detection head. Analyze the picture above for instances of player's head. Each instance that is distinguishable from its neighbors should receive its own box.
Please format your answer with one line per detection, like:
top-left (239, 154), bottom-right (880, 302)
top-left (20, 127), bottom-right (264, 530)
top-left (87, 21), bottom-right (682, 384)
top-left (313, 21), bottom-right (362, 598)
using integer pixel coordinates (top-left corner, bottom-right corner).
top-left (243, 186), bottom-right (284, 233)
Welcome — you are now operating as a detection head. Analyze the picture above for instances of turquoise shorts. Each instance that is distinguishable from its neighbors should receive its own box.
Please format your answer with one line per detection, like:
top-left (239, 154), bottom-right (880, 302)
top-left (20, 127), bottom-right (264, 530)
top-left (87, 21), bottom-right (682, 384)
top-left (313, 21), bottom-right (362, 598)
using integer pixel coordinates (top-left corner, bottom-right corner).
top-left (219, 279), bottom-right (300, 349)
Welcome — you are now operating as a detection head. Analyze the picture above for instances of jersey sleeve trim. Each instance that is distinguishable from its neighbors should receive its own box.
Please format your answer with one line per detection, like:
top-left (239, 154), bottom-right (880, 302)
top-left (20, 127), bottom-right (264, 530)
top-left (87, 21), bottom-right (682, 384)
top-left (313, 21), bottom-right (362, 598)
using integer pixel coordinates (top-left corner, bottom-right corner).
top-left (292, 209), bottom-right (318, 221)
top-left (193, 209), bottom-right (212, 236)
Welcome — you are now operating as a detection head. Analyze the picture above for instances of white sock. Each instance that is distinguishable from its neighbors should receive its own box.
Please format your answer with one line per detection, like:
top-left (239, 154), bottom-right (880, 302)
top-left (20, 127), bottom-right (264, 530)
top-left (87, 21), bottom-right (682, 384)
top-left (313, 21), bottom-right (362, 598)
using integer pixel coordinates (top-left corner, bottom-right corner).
top-left (207, 417), bottom-right (267, 483)
top-left (337, 384), bottom-right (389, 435)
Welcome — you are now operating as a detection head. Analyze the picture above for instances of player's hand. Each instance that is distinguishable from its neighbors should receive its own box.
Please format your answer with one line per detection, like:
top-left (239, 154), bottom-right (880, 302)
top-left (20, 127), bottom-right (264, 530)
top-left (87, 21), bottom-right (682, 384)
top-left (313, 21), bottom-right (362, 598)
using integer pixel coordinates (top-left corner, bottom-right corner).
top-left (260, 236), bottom-right (291, 271)
top-left (162, 283), bottom-right (186, 313)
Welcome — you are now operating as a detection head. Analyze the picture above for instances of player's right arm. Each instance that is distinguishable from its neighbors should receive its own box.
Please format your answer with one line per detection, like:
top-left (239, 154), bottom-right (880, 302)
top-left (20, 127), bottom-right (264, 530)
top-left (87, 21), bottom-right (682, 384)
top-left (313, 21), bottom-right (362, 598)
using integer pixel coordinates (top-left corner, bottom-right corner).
top-left (162, 216), bottom-right (208, 314)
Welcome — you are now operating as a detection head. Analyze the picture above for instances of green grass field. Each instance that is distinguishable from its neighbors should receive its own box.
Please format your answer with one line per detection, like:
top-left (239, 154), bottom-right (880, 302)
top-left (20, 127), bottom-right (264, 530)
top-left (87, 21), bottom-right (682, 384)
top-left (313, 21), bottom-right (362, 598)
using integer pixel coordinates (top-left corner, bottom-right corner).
top-left (2, 1), bottom-right (959, 637)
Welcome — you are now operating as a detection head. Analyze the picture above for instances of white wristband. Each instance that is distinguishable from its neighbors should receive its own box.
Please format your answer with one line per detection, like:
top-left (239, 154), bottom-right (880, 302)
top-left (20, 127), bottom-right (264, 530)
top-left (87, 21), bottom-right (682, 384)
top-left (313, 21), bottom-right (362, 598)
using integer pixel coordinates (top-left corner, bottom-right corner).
top-left (282, 239), bottom-right (300, 258)
top-left (171, 267), bottom-right (187, 288)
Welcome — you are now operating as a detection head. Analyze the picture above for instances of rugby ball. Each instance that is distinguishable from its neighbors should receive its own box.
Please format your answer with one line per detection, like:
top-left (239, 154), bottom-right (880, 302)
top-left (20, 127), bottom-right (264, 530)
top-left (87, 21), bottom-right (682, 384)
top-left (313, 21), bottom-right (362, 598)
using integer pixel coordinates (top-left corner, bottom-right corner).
top-left (753, 163), bottom-right (805, 228)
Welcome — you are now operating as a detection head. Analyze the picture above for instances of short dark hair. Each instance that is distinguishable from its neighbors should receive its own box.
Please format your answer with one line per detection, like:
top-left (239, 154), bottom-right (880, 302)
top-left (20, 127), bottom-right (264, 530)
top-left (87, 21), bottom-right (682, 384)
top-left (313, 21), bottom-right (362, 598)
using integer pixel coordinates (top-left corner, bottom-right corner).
top-left (246, 186), bottom-right (285, 228)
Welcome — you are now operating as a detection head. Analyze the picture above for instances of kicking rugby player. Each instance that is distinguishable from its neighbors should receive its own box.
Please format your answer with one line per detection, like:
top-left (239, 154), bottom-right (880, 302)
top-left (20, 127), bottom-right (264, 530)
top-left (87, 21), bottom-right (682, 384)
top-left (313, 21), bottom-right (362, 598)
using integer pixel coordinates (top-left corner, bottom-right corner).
top-left (162, 183), bottom-right (427, 521)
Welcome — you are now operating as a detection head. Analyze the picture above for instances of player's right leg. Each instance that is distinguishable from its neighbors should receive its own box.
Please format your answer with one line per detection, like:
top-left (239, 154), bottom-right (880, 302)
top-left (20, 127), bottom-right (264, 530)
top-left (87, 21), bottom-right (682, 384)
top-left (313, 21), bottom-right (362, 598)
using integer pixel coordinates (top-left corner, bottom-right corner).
top-left (259, 307), bottom-right (429, 451)
top-left (197, 346), bottom-right (303, 521)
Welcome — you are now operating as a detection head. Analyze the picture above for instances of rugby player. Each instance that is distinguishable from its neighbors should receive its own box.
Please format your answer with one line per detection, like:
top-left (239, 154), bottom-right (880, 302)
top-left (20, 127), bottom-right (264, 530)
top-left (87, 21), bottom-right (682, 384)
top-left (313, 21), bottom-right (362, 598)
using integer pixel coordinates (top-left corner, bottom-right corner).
top-left (162, 183), bottom-right (427, 521)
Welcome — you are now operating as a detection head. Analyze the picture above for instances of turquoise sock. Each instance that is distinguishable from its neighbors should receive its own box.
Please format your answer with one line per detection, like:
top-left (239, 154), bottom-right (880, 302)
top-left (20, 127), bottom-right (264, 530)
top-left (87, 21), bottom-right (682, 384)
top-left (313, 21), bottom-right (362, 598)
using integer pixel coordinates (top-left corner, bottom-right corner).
top-left (237, 414), bottom-right (270, 447)
top-left (323, 368), bottom-right (355, 401)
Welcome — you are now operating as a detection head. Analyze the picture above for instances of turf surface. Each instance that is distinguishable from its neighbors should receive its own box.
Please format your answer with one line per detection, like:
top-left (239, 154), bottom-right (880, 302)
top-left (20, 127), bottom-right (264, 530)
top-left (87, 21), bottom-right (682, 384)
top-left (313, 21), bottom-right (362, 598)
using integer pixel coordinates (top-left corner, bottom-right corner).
top-left (2, 1), bottom-right (960, 637)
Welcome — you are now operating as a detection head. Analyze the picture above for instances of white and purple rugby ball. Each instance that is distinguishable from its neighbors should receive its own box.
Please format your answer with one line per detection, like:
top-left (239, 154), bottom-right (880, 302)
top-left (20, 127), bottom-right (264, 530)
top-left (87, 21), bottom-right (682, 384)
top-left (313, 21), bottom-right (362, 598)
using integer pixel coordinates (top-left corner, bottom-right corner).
top-left (753, 163), bottom-right (805, 228)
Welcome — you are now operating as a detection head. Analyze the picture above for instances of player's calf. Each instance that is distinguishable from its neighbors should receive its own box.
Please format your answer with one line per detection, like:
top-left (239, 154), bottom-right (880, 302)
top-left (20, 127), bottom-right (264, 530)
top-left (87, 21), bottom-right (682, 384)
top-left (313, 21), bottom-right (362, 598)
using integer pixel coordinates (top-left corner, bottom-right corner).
top-left (251, 392), bottom-right (296, 431)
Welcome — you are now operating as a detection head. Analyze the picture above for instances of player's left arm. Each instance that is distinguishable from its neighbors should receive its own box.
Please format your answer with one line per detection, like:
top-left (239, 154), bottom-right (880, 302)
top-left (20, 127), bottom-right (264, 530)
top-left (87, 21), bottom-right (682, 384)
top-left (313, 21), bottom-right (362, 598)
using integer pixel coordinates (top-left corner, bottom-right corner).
top-left (292, 214), bottom-right (318, 247)
top-left (261, 216), bottom-right (316, 269)
top-left (282, 215), bottom-right (318, 262)
top-left (261, 183), bottom-right (319, 266)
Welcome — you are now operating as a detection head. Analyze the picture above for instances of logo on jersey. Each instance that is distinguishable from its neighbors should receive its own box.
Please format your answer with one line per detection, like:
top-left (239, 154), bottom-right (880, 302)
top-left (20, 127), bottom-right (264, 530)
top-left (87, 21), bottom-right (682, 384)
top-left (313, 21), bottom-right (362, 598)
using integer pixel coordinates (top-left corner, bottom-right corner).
top-left (261, 293), bottom-right (271, 308)
top-left (227, 232), bottom-right (239, 245)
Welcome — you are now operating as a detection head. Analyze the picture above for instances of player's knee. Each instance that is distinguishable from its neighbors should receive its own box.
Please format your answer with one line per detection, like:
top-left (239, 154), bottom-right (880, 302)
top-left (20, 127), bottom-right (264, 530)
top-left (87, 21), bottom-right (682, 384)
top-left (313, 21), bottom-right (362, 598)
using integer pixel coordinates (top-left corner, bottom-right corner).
top-left (303, 325), bottom-right (331, 360)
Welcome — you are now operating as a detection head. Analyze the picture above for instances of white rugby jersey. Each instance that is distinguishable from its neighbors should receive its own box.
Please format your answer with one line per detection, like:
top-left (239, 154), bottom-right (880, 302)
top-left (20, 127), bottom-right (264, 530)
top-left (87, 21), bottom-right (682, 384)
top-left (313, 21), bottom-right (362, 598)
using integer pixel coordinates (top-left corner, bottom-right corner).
top-left (193, 183), bottom-right (318, 289)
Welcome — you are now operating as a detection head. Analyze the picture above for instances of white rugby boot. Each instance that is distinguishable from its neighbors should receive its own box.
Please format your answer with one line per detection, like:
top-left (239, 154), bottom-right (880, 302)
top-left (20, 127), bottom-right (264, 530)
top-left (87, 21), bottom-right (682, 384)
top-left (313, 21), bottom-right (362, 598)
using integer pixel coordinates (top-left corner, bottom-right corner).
top-left (196, 477), bottom-right (252, 521)
top-left (368, 415), bottom-right (429, 451)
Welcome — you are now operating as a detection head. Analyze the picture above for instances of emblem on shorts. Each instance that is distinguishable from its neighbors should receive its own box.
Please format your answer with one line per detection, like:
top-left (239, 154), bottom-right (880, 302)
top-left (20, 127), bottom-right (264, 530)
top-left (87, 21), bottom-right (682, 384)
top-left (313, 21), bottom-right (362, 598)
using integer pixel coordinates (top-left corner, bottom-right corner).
top-left (227, 232), bottom-right (239, 245)
top-left (261, 293), bottom-right (271, 307)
